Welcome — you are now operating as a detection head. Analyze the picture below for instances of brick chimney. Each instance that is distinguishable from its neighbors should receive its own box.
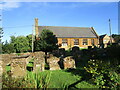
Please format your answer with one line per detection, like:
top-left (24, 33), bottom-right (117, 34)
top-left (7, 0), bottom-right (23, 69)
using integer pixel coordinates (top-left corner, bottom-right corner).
top-left (35, 18), bottom-right (39, 38)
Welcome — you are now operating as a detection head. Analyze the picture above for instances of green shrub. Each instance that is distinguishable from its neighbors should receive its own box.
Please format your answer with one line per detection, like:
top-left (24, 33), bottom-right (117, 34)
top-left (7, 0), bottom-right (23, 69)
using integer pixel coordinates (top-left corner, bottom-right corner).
top-left (84, 59), bottom-right (120, 89)
top-left (2, 72), bottom-right (36, 88)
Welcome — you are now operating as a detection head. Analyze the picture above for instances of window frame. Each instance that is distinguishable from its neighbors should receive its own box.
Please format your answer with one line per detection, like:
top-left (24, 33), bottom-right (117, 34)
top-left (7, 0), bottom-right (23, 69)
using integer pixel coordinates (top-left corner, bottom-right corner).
top-left (74, 39), bottom-right (79, 46)
top-left (91, 39), bottom-right (95, 45)
top-left (62, 39), bottom-right (68, 46)
top-left (83, 39), bottom-right (88, 45)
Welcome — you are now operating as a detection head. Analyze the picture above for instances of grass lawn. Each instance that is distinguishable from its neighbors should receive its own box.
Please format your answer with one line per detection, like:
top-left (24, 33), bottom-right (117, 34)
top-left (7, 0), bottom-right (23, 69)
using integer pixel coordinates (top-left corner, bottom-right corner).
top-left (26, 69), bottom-right (99, 88)
top-left (6, 65), bottom-right (11, 72)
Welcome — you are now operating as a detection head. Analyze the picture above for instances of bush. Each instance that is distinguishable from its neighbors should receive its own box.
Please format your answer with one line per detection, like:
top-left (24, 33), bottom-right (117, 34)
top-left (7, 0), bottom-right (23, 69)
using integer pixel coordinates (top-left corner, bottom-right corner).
top-left (2, 71), bottom-right (51, 88)
top-left (84, 59), bottom-right (120, 89)
top-left (2, 72), bottom-right (36, 88)
top-left (106, 44), bottom-right (120, 59)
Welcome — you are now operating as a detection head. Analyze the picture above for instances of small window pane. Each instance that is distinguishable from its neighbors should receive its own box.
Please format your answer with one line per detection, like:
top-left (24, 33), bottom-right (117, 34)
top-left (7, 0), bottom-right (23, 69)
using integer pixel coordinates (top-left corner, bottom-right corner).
top-left (91, 39), bottom-right (94, 45)
top-left (83, 39), bottom-right (88, 45)
top-left (62, 39), bottom-right (68, 46)
top-left (74, 39), bottom-right (79, 45)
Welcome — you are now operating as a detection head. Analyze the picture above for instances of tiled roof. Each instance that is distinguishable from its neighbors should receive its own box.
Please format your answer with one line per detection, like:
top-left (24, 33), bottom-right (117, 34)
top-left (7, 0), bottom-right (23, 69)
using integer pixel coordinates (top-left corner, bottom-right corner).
top-left (99, 34), bottom-right (107, 39)
top-left (38, 26), bottom-right (98, 38)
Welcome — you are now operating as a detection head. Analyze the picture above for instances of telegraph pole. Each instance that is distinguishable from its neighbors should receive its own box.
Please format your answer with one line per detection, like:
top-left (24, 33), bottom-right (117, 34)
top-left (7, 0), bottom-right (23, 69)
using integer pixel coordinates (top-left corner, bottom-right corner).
top-left (32, 25), bottom-right (34, 53)
top-left (109, 19), bottom-right (112, 44)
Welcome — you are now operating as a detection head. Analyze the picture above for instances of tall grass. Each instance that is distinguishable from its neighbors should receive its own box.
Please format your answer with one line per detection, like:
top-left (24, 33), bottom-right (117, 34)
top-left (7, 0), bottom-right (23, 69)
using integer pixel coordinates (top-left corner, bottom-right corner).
top-left (2, 71), bottom-right (52, 88)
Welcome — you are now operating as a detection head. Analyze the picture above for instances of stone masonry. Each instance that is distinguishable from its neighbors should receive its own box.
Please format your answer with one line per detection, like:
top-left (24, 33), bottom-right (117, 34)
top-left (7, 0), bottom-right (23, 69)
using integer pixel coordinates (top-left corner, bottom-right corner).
top-left (33, 52), bottom-right (45, 72)
top-left (11, 57), bottom-right (27, 77)
top-left (47, 55), bottom-right (60, 70)
top-left (63, 56), bottom-right (76, 69)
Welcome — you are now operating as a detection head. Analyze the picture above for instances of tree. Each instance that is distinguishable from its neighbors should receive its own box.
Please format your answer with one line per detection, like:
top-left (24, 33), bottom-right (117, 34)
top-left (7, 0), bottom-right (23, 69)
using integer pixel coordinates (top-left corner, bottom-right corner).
top-left (34, 29), bottom-right (58, 55)
top-left (26, 34), bottom-right (32, 52)
top-left (2, 40), bottom-right (15, 54)
top-left (10, 36), bottom-right (30, 53)
top-left (14, 36), bottom-right (30, 53)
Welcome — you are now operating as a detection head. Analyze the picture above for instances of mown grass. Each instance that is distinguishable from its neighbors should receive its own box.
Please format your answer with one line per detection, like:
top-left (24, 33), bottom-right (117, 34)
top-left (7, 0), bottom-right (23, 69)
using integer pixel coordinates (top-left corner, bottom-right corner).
top-left (26, 70), bottom-right (99, 88)
top-left (2, 69), bottom-right (99, 88)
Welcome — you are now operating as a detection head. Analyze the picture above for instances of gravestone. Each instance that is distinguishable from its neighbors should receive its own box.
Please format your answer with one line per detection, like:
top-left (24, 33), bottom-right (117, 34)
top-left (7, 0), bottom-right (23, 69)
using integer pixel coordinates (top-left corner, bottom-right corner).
top-left (72, 46), bottom-right (79, 52)
top-left (63, 56), bottom-right (76, 69)
top-left (33, 52), bottom-right (45, 72)
top-left (47, 55), bottom-right (60, 70)
top-left (11, 56), bottom-right (28, 77)
top-left (88, 46), bottom-right (92, 50)
top-left (72, 46), bottom-right (80, 56)
top-left (59, 48), bottom-right (65, 57)
top-left (72, 46), bottom-right (81, 60)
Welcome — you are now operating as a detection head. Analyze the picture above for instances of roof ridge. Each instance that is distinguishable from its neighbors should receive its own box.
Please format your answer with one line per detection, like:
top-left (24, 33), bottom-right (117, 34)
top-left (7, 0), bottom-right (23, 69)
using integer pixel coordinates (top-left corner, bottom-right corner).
top-left (38, 25), bottom-right (90, 28)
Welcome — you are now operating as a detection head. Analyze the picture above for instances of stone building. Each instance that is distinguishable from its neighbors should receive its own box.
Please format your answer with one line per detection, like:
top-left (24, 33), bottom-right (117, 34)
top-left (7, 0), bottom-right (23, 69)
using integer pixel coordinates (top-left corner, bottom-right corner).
top-left (99, 34), bottom-right (115, 48)
top-left (35, 18), bottom-right (99, 49)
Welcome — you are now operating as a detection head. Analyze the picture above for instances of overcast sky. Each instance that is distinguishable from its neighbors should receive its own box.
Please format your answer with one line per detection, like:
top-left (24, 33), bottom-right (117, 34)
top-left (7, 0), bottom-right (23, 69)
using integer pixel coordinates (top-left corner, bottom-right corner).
top-left (0, 1), bottom-right (119, 42)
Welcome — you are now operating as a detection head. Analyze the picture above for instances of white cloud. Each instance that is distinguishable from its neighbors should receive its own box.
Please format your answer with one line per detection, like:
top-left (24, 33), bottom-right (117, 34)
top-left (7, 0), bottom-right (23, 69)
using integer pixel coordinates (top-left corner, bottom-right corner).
top-left (0, 2), bottom-right (21, 11)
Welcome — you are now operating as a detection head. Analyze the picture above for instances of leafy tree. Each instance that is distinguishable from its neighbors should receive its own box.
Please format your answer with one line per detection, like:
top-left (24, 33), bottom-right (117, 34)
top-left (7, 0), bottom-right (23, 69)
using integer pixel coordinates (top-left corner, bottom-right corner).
top-left (10, 36), bottom-right (16, 43)
top-left (2, 40), bottom-right (15, 54)
top-left (9, 36), bottom-right (30, 53)
top-left (14, 36), bottom-right (30, 53)
top-left (34, 29), bottom-right (58, 55)
top-left (26, 34), bottom-right (32, 52)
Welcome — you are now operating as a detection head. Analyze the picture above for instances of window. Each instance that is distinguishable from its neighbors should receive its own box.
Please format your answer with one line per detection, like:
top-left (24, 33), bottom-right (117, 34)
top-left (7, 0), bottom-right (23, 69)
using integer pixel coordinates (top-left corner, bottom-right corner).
top-left (83, 39), bottom-right (88, 45)
top-left (74, 39), bottom-right (79, 45)
top-left (62, 39), bottom-right (68, 46)
top-left (91, 39), bottom-right (94, 45)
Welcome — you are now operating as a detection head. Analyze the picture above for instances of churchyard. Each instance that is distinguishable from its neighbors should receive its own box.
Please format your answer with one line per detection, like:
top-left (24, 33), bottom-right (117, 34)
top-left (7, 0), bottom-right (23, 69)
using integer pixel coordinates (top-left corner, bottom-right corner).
top-left (0, 45), bottom-right (120, 89)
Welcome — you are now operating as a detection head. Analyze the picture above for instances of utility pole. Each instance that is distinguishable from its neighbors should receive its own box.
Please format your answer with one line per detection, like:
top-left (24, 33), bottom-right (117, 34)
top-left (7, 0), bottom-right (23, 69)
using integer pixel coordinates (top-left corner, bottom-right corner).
top-left (32, 25), bottom-right (34, 53)
top-left (109, 19), bottom-right (112, 45)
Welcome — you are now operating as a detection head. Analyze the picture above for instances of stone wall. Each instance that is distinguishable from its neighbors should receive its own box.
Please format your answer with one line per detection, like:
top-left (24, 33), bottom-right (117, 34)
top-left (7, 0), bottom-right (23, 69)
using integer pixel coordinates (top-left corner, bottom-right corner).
top-left (1, 54), bottom-right (17, 72)
top-left (1, 51), bottom-right (77, 77)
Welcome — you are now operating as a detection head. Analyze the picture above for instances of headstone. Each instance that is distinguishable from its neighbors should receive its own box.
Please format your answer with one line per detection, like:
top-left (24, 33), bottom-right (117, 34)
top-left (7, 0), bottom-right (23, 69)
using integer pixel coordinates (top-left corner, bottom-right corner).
top-left (63, 56), bottom-right (76, 69)
top-left (33, 52), bottom-right (45, 72)
top-left (47, 56), bottom-right (60, 70)
top-left (59, 48), bottom-right (65, 57)
top-left (72, 46), bottom-right (80, 56)
top-left (72, 46), bottom-right (79, 52)
top-left (11, 57), bottom-right (27, 77)
top-left (88, 46), bottom-right (92, 49)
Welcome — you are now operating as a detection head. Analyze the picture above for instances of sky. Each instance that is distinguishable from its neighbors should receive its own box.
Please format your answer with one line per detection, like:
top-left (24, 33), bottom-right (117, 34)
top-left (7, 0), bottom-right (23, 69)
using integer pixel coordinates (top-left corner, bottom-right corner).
top-left (0, 1), bottom-right (119, 42)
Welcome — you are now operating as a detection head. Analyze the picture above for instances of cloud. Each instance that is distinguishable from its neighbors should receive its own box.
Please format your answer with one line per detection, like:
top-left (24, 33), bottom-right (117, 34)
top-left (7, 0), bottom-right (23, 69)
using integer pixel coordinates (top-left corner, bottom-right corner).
top-left (0, 2), bottom-right (21, 11)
